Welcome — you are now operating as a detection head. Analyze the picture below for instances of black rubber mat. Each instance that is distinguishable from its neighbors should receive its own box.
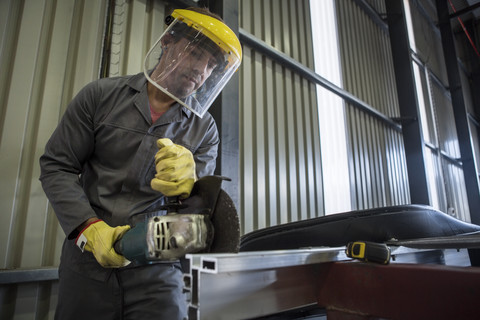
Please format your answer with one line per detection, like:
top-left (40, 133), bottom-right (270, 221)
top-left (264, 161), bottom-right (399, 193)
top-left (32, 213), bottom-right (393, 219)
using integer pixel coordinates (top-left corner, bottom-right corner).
top-left (240, 205), bottom-right (480, 252)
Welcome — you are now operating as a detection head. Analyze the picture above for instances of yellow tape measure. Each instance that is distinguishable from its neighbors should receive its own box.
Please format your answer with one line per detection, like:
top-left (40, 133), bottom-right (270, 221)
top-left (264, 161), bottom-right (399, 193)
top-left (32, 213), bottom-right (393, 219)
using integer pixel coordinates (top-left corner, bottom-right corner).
top-left (346, 241), bottom-right (391, 264)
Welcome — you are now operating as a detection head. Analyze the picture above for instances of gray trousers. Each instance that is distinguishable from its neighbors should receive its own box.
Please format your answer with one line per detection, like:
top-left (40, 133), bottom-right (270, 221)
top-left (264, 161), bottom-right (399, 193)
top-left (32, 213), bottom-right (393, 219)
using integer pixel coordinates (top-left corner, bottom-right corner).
top-left (55, 263), bottom-right (187, 320)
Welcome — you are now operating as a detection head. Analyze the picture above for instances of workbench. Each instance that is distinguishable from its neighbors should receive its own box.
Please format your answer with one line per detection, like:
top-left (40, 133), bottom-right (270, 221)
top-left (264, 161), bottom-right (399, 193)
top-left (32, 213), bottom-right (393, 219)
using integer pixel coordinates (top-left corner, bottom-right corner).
top-left (184, 247), bottom-right (479, 319)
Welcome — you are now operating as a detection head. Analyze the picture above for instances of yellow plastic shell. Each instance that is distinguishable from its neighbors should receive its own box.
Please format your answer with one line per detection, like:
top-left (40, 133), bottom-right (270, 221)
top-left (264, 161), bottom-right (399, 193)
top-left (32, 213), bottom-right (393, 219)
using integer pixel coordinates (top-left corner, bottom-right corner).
top-left (351, 241), bottom-right (366, 258)
top-left (171, 9), bottom-right (242, 62)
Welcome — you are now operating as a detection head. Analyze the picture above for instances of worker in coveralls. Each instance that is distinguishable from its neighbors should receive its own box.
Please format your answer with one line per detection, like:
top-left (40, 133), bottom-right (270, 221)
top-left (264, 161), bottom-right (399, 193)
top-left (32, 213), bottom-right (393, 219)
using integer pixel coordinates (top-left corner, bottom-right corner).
top-left (39, 7), bottom-right (242, 320)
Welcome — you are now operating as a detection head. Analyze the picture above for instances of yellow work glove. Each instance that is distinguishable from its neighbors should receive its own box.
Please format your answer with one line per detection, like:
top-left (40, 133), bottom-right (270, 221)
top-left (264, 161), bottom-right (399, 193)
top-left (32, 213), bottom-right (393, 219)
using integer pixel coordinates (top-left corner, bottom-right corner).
top-left (75, 219), bottom-right (131, 268)
top-left (150, 138), bottom-right (196, 199)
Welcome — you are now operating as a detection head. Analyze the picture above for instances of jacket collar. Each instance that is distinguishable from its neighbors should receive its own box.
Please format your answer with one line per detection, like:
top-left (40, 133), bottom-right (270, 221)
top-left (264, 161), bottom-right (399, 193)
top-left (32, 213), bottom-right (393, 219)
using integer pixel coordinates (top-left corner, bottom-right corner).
top-left (127, 72), bottom-right (193, 119)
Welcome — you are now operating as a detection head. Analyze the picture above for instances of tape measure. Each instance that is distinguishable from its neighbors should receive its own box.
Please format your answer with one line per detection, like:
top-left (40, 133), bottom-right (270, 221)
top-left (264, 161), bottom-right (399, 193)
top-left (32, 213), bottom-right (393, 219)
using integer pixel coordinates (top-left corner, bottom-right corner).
top-left (346, 241), bottom-right (391, 264)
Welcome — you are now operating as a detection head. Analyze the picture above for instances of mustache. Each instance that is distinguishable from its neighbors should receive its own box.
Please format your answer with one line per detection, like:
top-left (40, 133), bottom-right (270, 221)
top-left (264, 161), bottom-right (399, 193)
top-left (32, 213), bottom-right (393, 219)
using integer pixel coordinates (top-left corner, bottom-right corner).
top-left (184, 72), bottom-right (201, 85)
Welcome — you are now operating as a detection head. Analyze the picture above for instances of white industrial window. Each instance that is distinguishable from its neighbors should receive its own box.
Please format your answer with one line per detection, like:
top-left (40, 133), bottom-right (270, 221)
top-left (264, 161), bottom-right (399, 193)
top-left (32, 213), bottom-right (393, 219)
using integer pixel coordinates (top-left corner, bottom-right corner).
top-left (310, 0), bottom-right (351, 214)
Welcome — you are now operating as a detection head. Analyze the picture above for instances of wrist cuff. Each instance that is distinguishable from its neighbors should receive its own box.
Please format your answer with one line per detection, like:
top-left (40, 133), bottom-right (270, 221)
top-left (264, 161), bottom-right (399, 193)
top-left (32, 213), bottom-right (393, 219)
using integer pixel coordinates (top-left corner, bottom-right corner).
top-left (75, 219), bottom-right (101, 252)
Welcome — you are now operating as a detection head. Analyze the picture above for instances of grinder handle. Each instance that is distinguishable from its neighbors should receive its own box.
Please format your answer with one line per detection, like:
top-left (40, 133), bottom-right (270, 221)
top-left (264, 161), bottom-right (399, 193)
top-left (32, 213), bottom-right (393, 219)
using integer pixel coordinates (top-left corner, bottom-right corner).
top-left (114, 238), bottom-right (124, 255)
top-left (165, 196), bottom-right (181, 214)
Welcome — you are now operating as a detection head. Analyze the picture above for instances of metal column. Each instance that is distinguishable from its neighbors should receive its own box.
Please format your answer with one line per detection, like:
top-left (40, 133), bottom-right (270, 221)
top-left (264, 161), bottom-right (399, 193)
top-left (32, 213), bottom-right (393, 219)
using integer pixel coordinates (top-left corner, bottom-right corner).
top-left (386, 0), bottom-right (430, 205)
top-left (208, 0), bottom-right (241, 208)
top-left (436, 0), bottom-right (480, 225)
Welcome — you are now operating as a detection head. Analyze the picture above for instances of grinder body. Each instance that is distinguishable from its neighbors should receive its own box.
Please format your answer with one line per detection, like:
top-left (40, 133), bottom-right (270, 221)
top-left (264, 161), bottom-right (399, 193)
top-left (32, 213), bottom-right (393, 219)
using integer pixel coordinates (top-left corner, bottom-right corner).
top-left (114, 176), bottom-right (240, 265)
top-left (115, 213), bottom-right (213, 264)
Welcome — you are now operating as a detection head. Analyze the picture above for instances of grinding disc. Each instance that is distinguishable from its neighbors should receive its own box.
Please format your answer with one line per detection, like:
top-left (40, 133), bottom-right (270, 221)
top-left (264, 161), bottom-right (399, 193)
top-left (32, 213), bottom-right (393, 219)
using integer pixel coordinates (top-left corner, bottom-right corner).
top-left (179, 176), bottom-right (240, 253)
top-left (209, 189), bottom-right (240, 253)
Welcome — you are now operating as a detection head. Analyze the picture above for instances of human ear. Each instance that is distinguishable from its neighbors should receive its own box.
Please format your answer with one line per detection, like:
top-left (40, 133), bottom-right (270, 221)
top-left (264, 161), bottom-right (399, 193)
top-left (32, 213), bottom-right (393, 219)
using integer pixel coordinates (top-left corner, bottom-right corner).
top-left (161, 33), bottom-right (174, 49)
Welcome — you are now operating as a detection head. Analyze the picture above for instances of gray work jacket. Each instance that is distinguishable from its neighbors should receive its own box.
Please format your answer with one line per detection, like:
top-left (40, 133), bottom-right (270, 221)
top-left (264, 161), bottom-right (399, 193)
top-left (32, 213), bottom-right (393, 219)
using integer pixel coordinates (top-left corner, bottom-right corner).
top-left (39, 72), bottom-right (219, 280)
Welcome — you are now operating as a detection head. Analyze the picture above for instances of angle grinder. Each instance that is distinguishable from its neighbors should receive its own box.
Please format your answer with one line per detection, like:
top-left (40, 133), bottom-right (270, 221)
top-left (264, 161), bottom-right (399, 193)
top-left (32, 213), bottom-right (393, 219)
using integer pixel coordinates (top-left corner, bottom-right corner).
top-left (114, 176), bottom-right (240, 264)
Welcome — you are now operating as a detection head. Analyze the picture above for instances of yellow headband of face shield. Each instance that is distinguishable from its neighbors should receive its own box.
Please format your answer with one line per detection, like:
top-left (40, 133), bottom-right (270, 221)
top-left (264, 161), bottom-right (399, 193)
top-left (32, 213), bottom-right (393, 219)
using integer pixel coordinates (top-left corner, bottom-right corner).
top-left (170, 9), bottom-right (242, 65)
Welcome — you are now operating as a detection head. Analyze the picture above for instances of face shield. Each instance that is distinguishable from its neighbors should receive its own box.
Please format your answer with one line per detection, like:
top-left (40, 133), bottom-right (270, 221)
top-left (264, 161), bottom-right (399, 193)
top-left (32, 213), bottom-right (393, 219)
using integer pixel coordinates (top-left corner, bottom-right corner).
top-left (144, 9), bottom-right (242, 118)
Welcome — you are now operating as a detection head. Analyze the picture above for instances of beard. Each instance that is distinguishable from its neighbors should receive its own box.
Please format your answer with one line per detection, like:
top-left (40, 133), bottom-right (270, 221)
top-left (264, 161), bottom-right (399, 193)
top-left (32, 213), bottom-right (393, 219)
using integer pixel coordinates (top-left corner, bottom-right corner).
top-left (163, 72), bottom-right (200, 98)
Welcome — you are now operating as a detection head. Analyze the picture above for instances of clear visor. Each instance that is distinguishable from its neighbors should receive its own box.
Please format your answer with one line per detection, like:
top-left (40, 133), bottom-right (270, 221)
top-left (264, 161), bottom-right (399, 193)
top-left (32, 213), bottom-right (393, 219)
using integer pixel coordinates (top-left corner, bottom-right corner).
top-left (144, 19), bottom-right (241, 118)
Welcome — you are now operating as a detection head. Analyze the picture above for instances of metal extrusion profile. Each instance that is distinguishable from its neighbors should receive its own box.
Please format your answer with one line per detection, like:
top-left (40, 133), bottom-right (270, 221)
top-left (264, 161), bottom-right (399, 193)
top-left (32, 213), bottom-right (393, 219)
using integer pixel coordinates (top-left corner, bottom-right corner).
top-left (188, 247), bottom-right (348, 273)
top-left (183, 247), bottom-right (348, 320)
top-left (183, 247), bottom-right (471, 320)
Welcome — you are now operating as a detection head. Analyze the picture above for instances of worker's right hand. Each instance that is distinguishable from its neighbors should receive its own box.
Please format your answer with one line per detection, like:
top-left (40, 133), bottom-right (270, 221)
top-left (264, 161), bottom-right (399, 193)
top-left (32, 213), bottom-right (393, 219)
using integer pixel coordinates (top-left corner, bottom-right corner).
top-left (150, 138), bottom-right (196, 199)
top-left (75, 219), bottom-right (131, 268)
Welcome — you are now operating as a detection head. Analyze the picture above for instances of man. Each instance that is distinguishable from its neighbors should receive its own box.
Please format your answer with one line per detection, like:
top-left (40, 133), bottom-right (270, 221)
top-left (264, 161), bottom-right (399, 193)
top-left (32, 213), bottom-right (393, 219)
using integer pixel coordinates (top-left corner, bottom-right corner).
top-left (39, 7), bottom-right (241, 319)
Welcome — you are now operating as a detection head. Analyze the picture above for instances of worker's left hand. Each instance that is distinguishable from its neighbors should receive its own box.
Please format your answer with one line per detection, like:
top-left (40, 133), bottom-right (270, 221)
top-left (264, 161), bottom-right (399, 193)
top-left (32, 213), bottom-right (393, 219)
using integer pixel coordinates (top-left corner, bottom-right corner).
top-left (151, 138), bottom-right (196, 199)
top-left (76, 219), bottom-right (131, 268)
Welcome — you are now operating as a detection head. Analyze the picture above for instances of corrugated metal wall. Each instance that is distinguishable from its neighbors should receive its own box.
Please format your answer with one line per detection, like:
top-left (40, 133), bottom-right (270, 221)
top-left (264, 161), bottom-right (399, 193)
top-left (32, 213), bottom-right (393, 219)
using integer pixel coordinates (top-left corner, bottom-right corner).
top-left (0, 0), bottom-right (108, 269)
top-left (1, 0), bottom-right (108, 318)
top-left (406, 0), bottom-right (472, 221)
top-left (239, 0), bottom-right (323, 233)
top-left (336, 0), bottom-right (410, 209)
top-left (107, 0), bottom-right (168, 77)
